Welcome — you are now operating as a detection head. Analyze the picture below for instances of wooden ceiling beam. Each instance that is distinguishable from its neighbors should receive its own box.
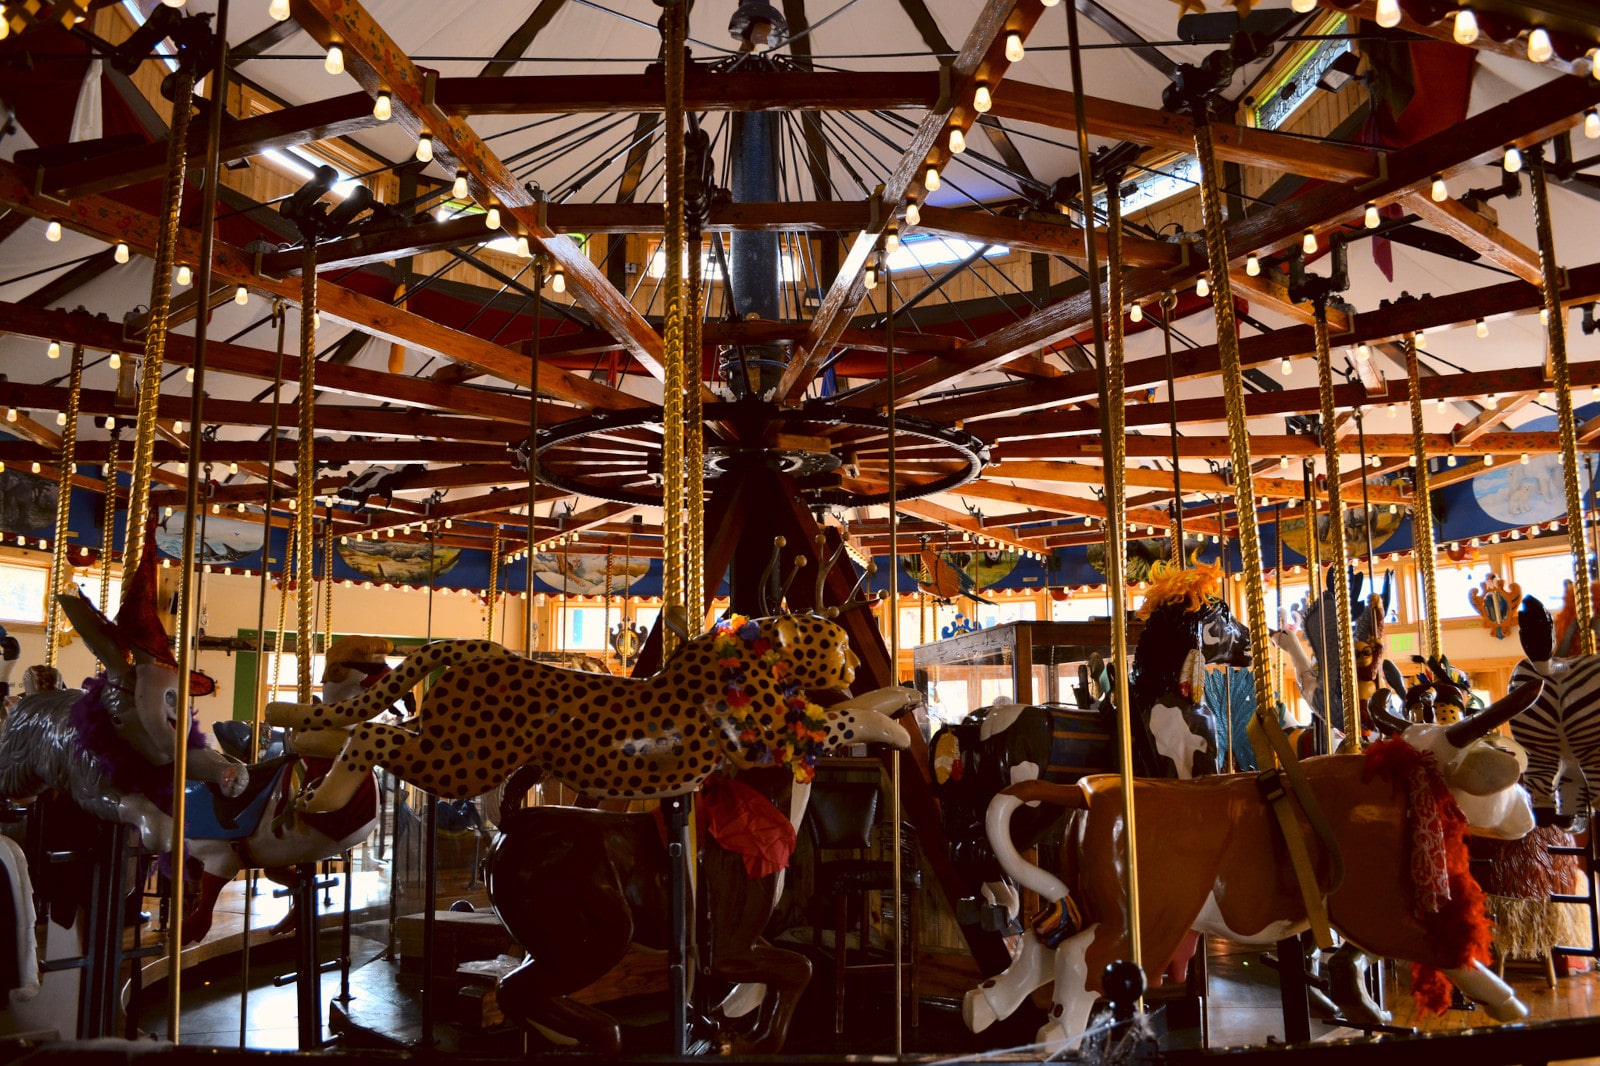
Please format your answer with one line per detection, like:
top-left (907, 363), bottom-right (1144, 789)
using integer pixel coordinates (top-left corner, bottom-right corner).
top-left (952, 479), bottom-right (1223, 534)
top-left (913, 205), bottom-right (1182, 268)
top-left (1404, 193), bottom-right (1544, 287)
top-left (0, 439), bottom-right (512, 466)
top-left (1311, 1), bottom-right (1589, 79)
top-left (777, 0), bottom-right (1049, 405)
top-left (289, 0), bottom-right (666, 379)
top-left (1452, 392), bottom-right (1537, 445)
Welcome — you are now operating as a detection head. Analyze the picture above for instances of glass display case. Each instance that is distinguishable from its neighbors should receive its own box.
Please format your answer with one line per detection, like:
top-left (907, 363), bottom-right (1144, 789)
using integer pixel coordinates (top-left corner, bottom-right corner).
top-left (911, 619), bottom-right (1143, 725)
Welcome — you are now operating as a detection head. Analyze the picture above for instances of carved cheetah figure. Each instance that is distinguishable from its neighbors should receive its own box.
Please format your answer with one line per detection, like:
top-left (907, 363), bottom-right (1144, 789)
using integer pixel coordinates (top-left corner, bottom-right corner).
top-left (266, 613), bottom-right (912, 811)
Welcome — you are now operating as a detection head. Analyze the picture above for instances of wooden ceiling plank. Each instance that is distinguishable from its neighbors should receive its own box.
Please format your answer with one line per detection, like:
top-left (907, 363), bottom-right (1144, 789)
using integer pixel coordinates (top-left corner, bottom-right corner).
top-left (1404, 193), bottom-right (1544, 287)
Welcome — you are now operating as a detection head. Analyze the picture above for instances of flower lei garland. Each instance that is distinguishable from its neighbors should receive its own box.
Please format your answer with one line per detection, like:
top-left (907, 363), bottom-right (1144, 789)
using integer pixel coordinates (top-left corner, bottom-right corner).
top-left (713, 614), bottom-right (831, 783)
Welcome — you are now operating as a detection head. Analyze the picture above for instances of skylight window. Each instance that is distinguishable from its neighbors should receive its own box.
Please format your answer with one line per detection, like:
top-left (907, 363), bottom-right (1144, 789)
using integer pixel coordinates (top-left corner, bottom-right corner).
top-left (885, 234), bottom-right (1007, 272)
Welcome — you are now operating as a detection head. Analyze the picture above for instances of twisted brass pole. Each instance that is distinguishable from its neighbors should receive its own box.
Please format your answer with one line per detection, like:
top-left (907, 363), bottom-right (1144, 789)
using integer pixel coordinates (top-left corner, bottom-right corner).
top-left (1530, 149), bottom-right (1594, 655)
top-left (124, 66), bottom-right (196, 576)
top-left (659, 0), bottom-right (687, 651)
top-left (1312, 301), bottom-right (1360, 747)
top-left (45, 345), bottom-right (83, 669)
top-left (1192, 120), bottom-right (1274, 726)
top-left (322, 505), bottom-right (334, 651)
top-left (295, 242), bottom-right (318, 704)
top-left (99, 429), bottom-right (119, 615)
top-left (685, 211), bottom-right (705, 629)
top-left (1404, 338), bottom-right (1442, 662)
top-left (487, 524), bottom-right (501, 642)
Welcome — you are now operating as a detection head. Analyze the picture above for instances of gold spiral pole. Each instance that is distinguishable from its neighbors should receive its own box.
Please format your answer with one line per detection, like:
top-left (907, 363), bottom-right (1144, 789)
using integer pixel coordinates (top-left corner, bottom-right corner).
top-left (99, 429), bottom-right (119, 615)
top-left (685, 215), bottom-right (705, 628)
top-left (322, 506), bottom-right (334, 652)
top-left (1403, 338), bottom-right (1442, 662)
top-left (1529, 149), bottom-right (1594, 656)
top-left (659, 0), bottom-right (687, 652)
top-left (487, 525), bottom-right (502, 642)
top-left (295, 244), bottom-right (318, 704)
top-left (123, 66), bottom-right (195, 576)
top-left (44, 345), bottom-right (84, 668)
top-left (1192, 120), bottom-right (1274, 723)
top-left (1312, 303), bottom-right (1360, 748)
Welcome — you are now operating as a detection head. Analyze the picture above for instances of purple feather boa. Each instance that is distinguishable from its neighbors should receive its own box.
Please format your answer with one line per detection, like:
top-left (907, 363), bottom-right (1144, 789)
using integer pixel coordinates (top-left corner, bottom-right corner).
top-left (69, 672), bottom-right (205, 816)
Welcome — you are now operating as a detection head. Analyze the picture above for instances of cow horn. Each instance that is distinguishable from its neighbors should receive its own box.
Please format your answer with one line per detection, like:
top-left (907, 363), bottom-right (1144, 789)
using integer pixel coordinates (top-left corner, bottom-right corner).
top-left (1367, 690), bottom-right (1412, 737)
top-left (1443, 679), bottom-right (1544, 747)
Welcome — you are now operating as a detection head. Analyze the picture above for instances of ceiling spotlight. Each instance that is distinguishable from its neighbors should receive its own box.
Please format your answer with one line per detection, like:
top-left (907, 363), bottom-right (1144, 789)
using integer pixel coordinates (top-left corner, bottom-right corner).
top-left (973, 84), bottom-right (992, 113)
top-left (1453, 6), bottom-right (1478, 45)
top-left (114, 242), bottom-right (130, 264)
top-left (324, 44), bottom-right (344, 76)
top-left (45, 220), bottom-right (62, 242)
top-left (1527, 27), bottom-right (1553, 64)
top-left (1430, 175), bottom-right (1447, 202)
top-left (416, 133), bottom-right (433, 163)
top-left (1005, 32), bottom-right (1025, 63)
top-left (1364, 202), bottom-right (1380, 229)
top-left (373, 91), bottom-right (392, 121)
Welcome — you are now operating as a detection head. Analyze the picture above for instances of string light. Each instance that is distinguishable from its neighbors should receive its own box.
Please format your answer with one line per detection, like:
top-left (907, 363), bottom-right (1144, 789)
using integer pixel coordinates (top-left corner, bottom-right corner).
top-left (114, 242), bottom-right (130, 263)
top-left (1386, 403), bottom-right (1397, 419)
top-left (884, 223), bottom-right (900, 254)
top-left (864, 259), bottom-right (878, 290)
top-left (176, 264), bottom-right (191, 286)
top-left (234, 285), bottom-right (249, 305)
top-left (47, 341), bottom-right (60, 359)
top-left (229, 461), bottom-right (239, 475)
top-left (973, 84), bottom-right (992, 113)
top-left (485, 206), bottom-right (501, 230)
top-left (1414, 329), bottom-right (1426, 350)
top-left (1195, 275), bottom-right (1209, 298)
top-left (904, 200), bottom-right (920, 227)
top-left (452, 171), bottom-right (468, 199)
top-left (1280, 455), bottom-right (1290, 469)
top-left (1503, 145), bottom-right (1523, 173)
top-left (184, 367), bottom-right (195, 383)
top-left (373, 91), bottom-right (391, 121)
top-left (1280, 356), bottom-right (1292, 376)
top-left (1129, 303), bottom-right (1143, 323)
top-left (55, 412), bottom-right (66, 426)
top-left (948, 127), bottom-right (966, 154)
top-left (415, 134), bottom-right (433, 163)
top-left (4, 410), bottom-right (15, 423)
top-left (324, 45), bottom-right (344, 76)
top-left (1302, 229), bottom-right (1317, 254)
top-left (269, 0), bottom-right (291, 20)
top-left (1453, 6), bottom-right (1478, 45)
top-left (1527, 27), bottom-right (1553, 63)
top-left (924, 166), bottom-right (941, 192)
top-left (1430, 175), bottom-right (1448, 202)
top-left (30, 463), bottom-right (40, 474)
top-left (1448, 455), bottom-right (1458, 467)
top-left (1475, 318), bottom-right (1488, 338)
top-left (550, 266), bottom-right (566, 294)
top-left (45, 220), bottom-right (62, 242)
top-left (1521, 453), bottom-right (1530, 465)
top-left (1245, 253), bottom-right (1260, 276)
top-left (516, 236), bottom-right (531, 258)
top-left (1364, 202), bottom-right (1380, 229)
top-left (1374, 0), bottom-right (1401, 28)
top-left (174, 420), bottom-right (185, 433)
top-left (1005, 32), bottom-right (1025, 63)
top-left (1588, 110), bottom-right (1600, 140)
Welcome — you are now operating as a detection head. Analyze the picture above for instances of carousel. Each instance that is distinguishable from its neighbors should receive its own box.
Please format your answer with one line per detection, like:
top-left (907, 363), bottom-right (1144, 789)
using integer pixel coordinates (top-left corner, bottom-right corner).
top-left (0, 0), bottom-right (1598, 1062)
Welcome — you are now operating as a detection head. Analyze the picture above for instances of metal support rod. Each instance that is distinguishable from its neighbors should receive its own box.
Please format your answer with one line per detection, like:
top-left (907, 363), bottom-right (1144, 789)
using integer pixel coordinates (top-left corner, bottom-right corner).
top-left (664, 794), bottom-right (690, 1055)
top-left (1161, 290), bottom-right (1184, 563)
top-left (1356, 409), bottom-right (1376, 586)
top-left (1530, 149), bottom-right (1594, 656)
top-left (421, 521), bottom-right (438, 1048)
top-left (1312, 298), bottom-right (1359, 747)
top-left (44, 345), bottom-right (82, 669)
top-left (1215, 495), bottom-right (1233, 774)
top-left (1066, 0), bottom-right (1140, 980)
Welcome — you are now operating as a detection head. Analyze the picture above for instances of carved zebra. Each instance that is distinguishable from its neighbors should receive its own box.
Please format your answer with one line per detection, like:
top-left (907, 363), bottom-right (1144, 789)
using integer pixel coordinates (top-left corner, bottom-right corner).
top-left (1510, 596), bottom-right (1600, 827)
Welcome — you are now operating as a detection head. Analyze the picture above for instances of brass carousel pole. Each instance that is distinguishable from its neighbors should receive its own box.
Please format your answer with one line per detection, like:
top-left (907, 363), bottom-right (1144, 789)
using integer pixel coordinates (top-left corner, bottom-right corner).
top-left (1528, 146), bottom-right (1594, 655)
top-left (44, 345), bottom-right (83, 669)
top-left (487, 525), bottom-right (502, 642)
top-left (685, 181), bottom-right (705, 629)
top-left (1066, 0), bottom-right (1140, 977)
top-left (659, 0), bottom-right (687, 652)
top-left (1311, 298), bottom-right (1360, 747)
top-left (1160, 290), bottom-right (1184, 564)
top-left (1303, 459), bottom-right (1332, 753)
top-left (99, 428), bottom-right (119, 615)
top-left (295, 246), bottom-right (318, 706)
top-left (1403, 337), bottom-right (1442, 663)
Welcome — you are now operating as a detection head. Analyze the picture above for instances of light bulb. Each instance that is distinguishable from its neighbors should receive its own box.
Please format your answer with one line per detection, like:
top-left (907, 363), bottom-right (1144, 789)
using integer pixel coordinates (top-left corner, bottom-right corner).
top-left (45, 220), bottom-right (62, 242)
top-left (1370, 453), bottom-right (1382, 468)
top-left (1414, 329), bottom-right (1426, 350)
top-left (185, 367), bottom-right (195, 383)
top-left (324, 45), bottom-right (344, 76)
top-left (1386, 403), bottom-right (1397, 419)
top-left (234, 285), bottom-right (249, 305)
top-left (114, 242), bottom-right (130, 263)
top-left (269, 0), bottom-right (290, 20)
top-left (551, 268), bottom-right (565, 294)
top-left (1364, 202), bottom-right (1380, 229)
top-left (485, 206), bottom-right (501, 230)
top-left (1280, 357), bottom-right (1292, 376)
top-left (1587, 110), bottom-right (1600, 140)
top-left (1453, 7), bottom-right (1478, 45)
top-left (103, 416), bottom-right (114, 430)
top-left (373, 92), bottom-right (391, 121)
top-left (30, 463), bottom-right (40, 474)
top-left (1005, 32), bottom-right (1024, 63)
top-left (1503, 145), bottom-right (1522, 173)
top-left (973, 84), bottom-right (992, 113)
top-left (4, 409), bottom-right (14, 423)
top-left (47, 340), bottom-right (60, 359)
top-left (1375, 0), bottom-right (1401, 28)
top-left (1484, 453), bottom-right (1495, 466)
top-left (1245, 253), bottom-right (1260, 276)
top-left (176, 264), bottom-right (191, 286)
top-left (452, 171), bottom-right (468, 200)
top-left (1540, 390), bottom-right (1551, 404)
top-left (1356, 343), bottom-right (1371, 361)
top-left (174, 419), bottom-right (185, 432)
top-left (948, 127), bottom-right (966, 154)
top-left (1128, 302), bottom-right (1143, 323)
top-left (516, 236), bottom-right (531, 258)
top-left (1430, 175), bottom-right (1447, 202)
top-left (162, 0), bottom-right (185, 6)
top-left (1389, 504), bottom-right (1398, 514)
top-left (1437, 397), bottom-right (1447, 414)
top-left (1195, 275), bottom-right (1209, 298)
top-left (884, 224), bottom-right (900, 254)
top-left (1476, 318), bottom-right (1488, 338)
top-left (1302, 229), bottom-right (1317, 254)
top-left (55, 412), bottom-right (66, 426)
top-left (864, 263), bottom-right (877, 290)
top-left (1541, 307), bottom-right (1550, 325)
top-left (313, 311), bottom-right (320, 328)
top-left (1521, 453), bottom-right (1530, 465)
top-left (904, 201), bottom-right (920, 227)
top-left (924, 166), bottom-right (941, 192)
top-left (1280, 455), bottom-right (1290, 469)
top-left (229, 461), bottom-right (239, 475)
top-left (1448, 455), bottom-right (1457, 467)
top-left (1592, 385), bottom-right (1599, 402)
top-left (1291, 0), bottom-right (1315, 10)
top-left (1528, 27), bottom-right (1553, 64)
top-left (416, 134), bottom-right (433, 163)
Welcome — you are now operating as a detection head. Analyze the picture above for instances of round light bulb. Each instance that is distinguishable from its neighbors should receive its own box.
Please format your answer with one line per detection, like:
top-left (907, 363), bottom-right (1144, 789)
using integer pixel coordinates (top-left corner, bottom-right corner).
top-left (485, 206), bottom-right (501, 230)
top-left (452, 171), bottom-right (468, 199)
top-left (234, 285), bottom-right (249, 305)
top-left (1245, 253), bottom-right (1260, 276)
top-left (1129, 303), bottom-right (1142, 323)
top-left (1005, 32), bottom-right (1024, 63)
top-left (1528, 27), bottom-right (1553, 64)
top-left (176, 264), bottom-right (191, 286)
top-left (416, 134), bottom-right (433, 163)
top-left (1195, 275), bottom-right (1209, 298)
top-left (1484, 453), bottom-right (1495, 467)
top-left (924, 166), bottom-right (941, 192)
top-left (103, 416), bottom-right (114, 430)
top-left (1375, 0), bottom-right (1401, 28)
top-left (1475, 318), bottom-right (1488, 338)
top-left (551, 268), bottom-right (565, 294)
top-left (55, 412), bottom-right (67, 426)
top-left (948, 127), bottom-right (966, 154)
top-left (373, 92), bottom-right (391, 121)
top-left (47, 340), bottom-right (60, 359)
top-left (1430, 175), bottom-right (1447, 202)
top-left (904, 201), bottom-right (920, 227)
top-left (269, 0), bottom-right (291, 20)
top-left (1302, 229), bottom-right (1317, 254)
top-left (973, 84), bottom-right (992, 113)
top-left (1521, 453), bottom-right (1530, 465)
top-left (1364, 202), bottom-right (1380, 229)
top-left (1503, 145), bottom-right (1522, 173)
top-left (1414, 329), bottom-right (1426, 350)
top-left (1587, 110), bottom-right (1600, 140)
top-left (1291, 0), bottom-right (1315, 10)
top-left (45, 220), bottom-right (62, 242)
top-left (114, 242), bottom-right (130, 264)
top-left (1280, 356), bottom-right (1292, 376)
top-left (1453, 7), bottom-right (1478, 45)
top-left (324, 44), bottom-right (344, 76)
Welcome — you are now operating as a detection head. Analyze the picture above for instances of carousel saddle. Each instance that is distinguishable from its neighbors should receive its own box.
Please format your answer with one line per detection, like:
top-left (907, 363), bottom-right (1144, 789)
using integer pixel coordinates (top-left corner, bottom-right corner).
top-left (184, 757), bottom-right (294, 841)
